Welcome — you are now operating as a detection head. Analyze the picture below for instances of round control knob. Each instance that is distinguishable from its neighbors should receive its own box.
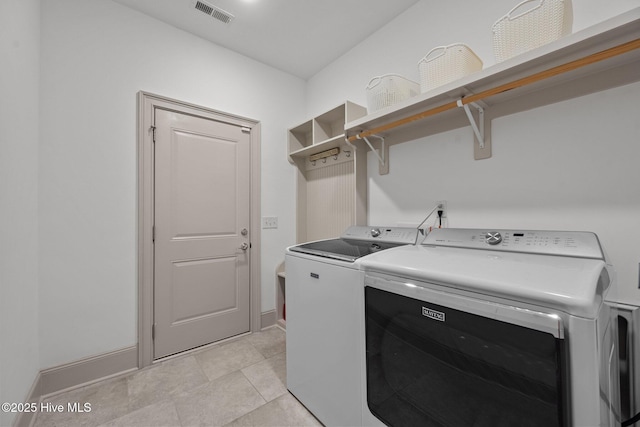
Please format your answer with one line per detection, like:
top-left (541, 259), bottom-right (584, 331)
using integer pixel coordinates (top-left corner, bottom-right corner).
top-left (370, 228), bottom-right (381, 238)
top-left (485, 231), bottom-right (503, 245)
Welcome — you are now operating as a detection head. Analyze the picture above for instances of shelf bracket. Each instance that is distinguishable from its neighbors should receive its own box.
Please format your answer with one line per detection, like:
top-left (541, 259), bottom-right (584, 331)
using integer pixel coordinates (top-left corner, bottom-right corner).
top-left (358, 134), bottom-right (389, 175)
top-left (457, 99), bottom-right (485, 148)
top-left (344, 136), bottom-right (356, 150)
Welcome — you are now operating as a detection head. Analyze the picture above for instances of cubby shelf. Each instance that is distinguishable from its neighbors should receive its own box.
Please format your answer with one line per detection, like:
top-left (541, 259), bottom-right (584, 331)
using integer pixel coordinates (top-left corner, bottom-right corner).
top-left (288, 101), bottom-right (367, 161)
top-left (276, 264), bottom-right (286, 329)
top-left (287, 101), bottom-right (368, 244)
top-left (281, 102), bottom-right (369, 326)
top-left (288, 135), bottom-right (349, 159)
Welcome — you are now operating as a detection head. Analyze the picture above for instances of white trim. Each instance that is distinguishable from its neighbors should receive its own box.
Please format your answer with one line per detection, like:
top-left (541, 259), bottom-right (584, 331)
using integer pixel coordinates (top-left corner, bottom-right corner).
top-left (12, 346), bottom-right (137, 427)
top-left (260, 310), bottom-right (277, 330)
top-left (39, 346), bottom-right (138, 397)
top-left (136, 91), bottom-right (262, 368)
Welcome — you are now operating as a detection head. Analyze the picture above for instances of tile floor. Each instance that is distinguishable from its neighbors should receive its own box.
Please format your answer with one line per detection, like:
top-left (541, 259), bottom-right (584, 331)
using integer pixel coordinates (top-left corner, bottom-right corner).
top-left (32, 327), bottom-right (322, 427)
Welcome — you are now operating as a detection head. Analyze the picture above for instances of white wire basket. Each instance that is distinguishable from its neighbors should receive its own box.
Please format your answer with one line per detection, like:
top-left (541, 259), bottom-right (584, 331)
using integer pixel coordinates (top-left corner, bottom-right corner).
top-left (366, 74), bottom-right (420, 113)
top-left (492, 0), bottom-right (573, 63)
top-left (418, 43), bottom-right (483, 93)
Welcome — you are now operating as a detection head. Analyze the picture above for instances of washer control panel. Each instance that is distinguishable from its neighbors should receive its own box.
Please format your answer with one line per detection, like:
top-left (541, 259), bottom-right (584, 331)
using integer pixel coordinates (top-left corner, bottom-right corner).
top-left (341, 226), bottom-right (418, 244)
top-left (424, 228), bottom-right (604, 259)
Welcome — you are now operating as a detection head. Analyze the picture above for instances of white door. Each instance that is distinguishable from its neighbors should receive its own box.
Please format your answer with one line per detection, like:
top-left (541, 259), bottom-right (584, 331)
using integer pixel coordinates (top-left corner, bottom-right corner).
top-left (153, 108), bottom-right (251, 359)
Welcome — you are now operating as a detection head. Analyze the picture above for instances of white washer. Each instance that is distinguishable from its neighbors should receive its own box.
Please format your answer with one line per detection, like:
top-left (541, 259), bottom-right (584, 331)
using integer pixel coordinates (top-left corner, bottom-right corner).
top-left (285, 226), bottom-right (418, 427)
top-left (360, 228), bottom-right (620, 427)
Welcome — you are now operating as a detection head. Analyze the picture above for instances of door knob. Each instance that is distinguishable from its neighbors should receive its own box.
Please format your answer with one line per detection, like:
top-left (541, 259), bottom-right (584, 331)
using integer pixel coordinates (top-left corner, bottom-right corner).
top-left (241, 228), bottom-right (248, 236)
top-left (240, 243), bottom-right (249, 251)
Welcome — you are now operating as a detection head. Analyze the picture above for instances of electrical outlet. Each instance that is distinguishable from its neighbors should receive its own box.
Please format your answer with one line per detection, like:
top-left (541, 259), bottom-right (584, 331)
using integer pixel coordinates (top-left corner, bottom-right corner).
top-left (262, 216), bottom-right (278, 229)
top-left (436, 200), bottom-right (447, 218)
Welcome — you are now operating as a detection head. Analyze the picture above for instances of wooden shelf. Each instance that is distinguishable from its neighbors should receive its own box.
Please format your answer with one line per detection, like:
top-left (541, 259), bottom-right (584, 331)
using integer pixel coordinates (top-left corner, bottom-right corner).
top-left (344, 8), bottom-right (640, 163)
top-left (288, 135), bottom-right (351, 159)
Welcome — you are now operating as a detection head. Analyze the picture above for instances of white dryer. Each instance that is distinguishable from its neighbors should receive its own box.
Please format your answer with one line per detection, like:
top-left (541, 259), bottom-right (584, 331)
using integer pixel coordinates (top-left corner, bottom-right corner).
top-left (360, 228), bottom-right (620, 427)
top-left (285, 226), bottom-right (418, 427)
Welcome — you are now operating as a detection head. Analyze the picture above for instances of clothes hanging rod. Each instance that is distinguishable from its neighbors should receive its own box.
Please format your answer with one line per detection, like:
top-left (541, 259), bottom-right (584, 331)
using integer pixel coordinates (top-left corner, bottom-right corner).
top-left (347, 38), bottom-right (640, 143)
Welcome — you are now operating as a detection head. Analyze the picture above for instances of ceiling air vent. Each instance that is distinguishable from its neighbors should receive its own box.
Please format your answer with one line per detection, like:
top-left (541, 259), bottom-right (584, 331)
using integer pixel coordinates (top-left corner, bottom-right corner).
top-left (192, 0), bottom-right (235, 24)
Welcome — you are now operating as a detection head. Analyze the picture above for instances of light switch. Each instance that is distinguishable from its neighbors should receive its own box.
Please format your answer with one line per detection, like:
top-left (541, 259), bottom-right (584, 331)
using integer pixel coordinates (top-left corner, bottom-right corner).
top-left (262, 217), bottom-right (278, 229)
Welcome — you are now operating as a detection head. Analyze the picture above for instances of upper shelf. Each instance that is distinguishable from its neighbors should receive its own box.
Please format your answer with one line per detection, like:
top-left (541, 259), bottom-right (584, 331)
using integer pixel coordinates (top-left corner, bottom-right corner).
top-left (344, 8), bottom-right (640, 149)
top-left (288, 101), bottom-right (366, 162)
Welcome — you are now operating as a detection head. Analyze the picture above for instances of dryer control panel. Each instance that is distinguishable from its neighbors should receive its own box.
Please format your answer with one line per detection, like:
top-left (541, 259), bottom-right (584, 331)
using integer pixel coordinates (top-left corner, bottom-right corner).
top-left (423, 228), bottom-right (604, 259)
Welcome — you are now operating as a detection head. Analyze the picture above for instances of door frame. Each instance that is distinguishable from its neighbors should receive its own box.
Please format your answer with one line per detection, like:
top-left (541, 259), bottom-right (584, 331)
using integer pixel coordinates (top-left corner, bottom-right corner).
top-left (137, 91), bottom-right (261, 368)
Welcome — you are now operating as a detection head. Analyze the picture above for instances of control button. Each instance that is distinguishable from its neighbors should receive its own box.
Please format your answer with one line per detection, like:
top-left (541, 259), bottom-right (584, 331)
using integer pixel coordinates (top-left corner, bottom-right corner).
top-left (485, 231), bottom-right (503, 245)
top-left (370, 228), bottom-right (381, 238)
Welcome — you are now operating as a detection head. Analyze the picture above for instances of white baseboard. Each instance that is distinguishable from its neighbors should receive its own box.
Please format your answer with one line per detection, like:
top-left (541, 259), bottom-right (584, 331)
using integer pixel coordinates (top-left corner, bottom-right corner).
top-left (13, 346), bottom-right (137, 427)
top-left (14, 313), bottom-right (278, 427)
top-left (260, 309), bottom-right (277, 330)
top-left (39, 346), bottom-right (138, 397)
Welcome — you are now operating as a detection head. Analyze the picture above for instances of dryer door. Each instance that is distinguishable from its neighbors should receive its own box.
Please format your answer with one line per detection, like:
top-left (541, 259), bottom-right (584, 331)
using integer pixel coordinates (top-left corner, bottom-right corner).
top-left (364, 275), bottom-right (568, 427)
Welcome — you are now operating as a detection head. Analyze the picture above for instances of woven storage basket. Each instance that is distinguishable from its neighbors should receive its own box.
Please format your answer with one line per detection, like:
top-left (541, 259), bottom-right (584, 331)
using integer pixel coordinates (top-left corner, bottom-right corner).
top-left (492, 0), bottom-right (573, 62)
top-left (366, 74), bottom-right (420, 113)
top-left (418, 43), bottom-right (483, 93)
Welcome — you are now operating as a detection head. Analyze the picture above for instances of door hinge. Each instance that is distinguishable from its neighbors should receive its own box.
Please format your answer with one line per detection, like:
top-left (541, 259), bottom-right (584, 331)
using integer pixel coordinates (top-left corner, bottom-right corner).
top-left (241, 127), bottom-right (251, 133)
top-left (152, 225), bottom-right (155, 243)
top-left (150, 125), bottom-right (156, 142)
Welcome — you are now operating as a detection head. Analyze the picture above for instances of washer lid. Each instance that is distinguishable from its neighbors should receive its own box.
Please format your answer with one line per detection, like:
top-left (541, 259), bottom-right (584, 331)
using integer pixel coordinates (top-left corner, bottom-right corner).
top-left (289, 238), bottom-right (404, 262)
top-left (288, 226), bottom-right (418, 262)
top-left (361, 244), bottom-right (611, 318)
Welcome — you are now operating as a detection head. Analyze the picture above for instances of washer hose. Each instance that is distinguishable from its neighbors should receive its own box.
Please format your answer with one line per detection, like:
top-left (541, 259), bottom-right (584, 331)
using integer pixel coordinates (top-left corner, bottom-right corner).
top-left (623, 411), bottom-right (640, 427)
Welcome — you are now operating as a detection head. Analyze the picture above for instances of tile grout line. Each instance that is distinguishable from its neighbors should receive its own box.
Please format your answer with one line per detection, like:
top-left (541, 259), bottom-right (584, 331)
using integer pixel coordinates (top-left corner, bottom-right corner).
top-left (33, 330), bottom-right (290, 427)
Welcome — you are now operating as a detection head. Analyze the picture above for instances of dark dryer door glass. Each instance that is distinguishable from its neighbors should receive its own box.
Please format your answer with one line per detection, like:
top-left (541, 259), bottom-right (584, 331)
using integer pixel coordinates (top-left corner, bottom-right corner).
top-left (365, 286), bottom-right (568, 427)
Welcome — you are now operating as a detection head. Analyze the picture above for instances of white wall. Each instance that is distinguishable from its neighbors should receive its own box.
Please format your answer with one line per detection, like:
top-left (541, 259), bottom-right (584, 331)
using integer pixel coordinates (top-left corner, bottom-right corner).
top-left (367, 85), bottom-right (640, 305)
top-left (7, 0), bottom-right (638, 397)
top-left (39, 0), bottom-right (304, 369)
top-left (308, 0), bottom-right (638, 113)
top-left (0, 0), bottom-right (41, 425)
top-left (307, 0), bottom-right (640, 305)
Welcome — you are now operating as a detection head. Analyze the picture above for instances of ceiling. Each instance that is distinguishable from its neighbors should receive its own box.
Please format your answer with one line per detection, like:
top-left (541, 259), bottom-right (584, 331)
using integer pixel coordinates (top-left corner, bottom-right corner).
top-left (111, 0), bottom-right (421, 79)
